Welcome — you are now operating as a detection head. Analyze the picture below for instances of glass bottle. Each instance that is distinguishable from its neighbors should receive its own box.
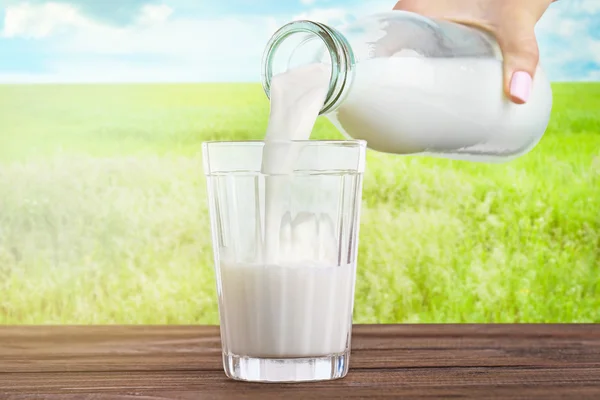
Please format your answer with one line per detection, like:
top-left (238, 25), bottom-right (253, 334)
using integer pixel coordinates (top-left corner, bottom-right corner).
top-left (261, 11), bottom-right (553, 162)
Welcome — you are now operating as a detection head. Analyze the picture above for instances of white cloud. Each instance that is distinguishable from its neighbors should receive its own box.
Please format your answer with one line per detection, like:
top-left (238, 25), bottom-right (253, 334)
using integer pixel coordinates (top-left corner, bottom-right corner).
top-left (575, 0), bottom-right (600, 13)
top-left (585, 70), bottom-right (600, 80)
top-left (591, 41), bottom-right (600, 63)
top-left (1, 2), bottom-right (174, 38)
top-left (0, 1), bottom-right (284, 82)
top-left (137, 4), bottom-right (173, 26)
top-left (293, 7), bottom-right (352, 25)
top-left (292, 1), bottom-right (390, 25)
top-left (1, 2), bottom-right (96, 38)
top-left (535, 0), bottom-right (600, 81)
top-left (300, 0), bottom-right (317, 5)
top-left (556, 19), bottom-right (577, 36)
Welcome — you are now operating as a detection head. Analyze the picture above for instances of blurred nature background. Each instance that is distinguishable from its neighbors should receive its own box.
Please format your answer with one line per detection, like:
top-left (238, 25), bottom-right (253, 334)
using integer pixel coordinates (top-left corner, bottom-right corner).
top-left (0, 0), bottom-right (599, 324)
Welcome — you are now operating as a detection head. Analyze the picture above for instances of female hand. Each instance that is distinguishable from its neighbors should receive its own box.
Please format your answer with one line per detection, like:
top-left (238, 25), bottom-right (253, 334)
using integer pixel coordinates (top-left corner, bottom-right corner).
top-left (393, 0), bottom-right (555, 104)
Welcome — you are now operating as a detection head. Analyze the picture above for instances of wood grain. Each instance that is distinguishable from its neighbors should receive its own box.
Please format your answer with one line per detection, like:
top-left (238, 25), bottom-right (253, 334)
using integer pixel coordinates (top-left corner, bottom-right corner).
top-left (1, 325), bottom-right (599, 399)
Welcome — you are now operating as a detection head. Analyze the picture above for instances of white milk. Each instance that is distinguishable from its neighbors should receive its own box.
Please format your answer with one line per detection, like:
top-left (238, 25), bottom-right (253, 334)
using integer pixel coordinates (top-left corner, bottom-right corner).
top-left (261, 63), bottom-right (331, 265)
top-left (219, 262), bottom-right (354, 357)
top-left (329, 57), bottom-right (553, 158)
top-left (263, 63), bottom-right (331, 146)
top-left (219, 63), bottom-right (353, 358)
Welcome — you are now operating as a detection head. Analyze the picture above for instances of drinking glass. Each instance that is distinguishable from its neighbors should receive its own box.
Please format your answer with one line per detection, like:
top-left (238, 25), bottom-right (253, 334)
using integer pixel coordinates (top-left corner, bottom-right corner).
top-left (203, 140), bottom-right (366, 382)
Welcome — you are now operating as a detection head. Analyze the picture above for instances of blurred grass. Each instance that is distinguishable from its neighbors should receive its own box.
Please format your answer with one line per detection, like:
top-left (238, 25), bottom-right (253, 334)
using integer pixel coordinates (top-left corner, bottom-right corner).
top-left (0, 83), bottom-right (599, 324)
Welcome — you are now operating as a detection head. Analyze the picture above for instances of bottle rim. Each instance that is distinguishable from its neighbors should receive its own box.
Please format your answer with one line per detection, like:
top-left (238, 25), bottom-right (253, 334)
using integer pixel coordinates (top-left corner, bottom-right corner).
top-left (261, 20), bottom-right (355, 115)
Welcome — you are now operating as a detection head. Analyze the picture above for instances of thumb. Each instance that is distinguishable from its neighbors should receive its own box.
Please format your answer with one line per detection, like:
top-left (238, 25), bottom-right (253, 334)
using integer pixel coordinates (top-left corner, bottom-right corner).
top-left (496, 23), bottom-right (540, 104)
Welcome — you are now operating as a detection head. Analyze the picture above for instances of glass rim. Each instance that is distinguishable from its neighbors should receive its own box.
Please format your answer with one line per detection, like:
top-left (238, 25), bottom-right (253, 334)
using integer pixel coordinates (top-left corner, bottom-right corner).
top-left (204, 169), bottom-right (364, 177)
top-left (202, 140), bottom-right (367, 176)
top-left (202, 139), bottom-right (367, 147)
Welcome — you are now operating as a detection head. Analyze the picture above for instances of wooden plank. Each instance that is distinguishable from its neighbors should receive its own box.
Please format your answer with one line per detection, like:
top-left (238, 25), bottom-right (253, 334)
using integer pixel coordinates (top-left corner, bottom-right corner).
top-left (1, 325), bottom-right (599, 373)
top-left (1, 325), bottom-right (600, 399)
top-left (1, 368), bottom-right (600, 399)
top-left (0, 326), bottom-right (223, 373)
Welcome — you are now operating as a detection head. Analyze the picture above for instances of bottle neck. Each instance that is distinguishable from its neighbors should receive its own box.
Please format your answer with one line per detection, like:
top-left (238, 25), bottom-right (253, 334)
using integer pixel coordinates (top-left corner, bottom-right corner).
top-left (261, 20), bottom-right (355, 115)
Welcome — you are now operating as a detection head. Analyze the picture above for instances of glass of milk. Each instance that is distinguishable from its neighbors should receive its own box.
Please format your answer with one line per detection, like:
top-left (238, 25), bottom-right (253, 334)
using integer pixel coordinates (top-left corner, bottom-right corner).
top-left (203, 140), bottom-right (366, 382)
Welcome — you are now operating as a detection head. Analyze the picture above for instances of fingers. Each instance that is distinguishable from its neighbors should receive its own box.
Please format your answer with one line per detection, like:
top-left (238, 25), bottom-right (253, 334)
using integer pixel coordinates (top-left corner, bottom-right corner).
top-left (393, 0), bottom-right (543, 104)
top-left (393, 1), bottom-right (419, 11)
top-left (393, 0), bottom-right (461, 15)
top-left (496, 18), bottom-right (540, 104)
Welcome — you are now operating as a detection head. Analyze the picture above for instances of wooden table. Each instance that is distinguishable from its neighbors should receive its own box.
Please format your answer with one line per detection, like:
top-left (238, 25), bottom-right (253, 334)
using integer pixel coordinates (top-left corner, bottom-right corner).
top-left (1, 325), bottom-right (599, 399)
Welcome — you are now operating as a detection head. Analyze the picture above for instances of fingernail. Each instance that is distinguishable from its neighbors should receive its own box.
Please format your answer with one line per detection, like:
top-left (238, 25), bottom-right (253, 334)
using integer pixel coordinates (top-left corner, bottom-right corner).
top-left (510, 71), bottom-right (532, 104)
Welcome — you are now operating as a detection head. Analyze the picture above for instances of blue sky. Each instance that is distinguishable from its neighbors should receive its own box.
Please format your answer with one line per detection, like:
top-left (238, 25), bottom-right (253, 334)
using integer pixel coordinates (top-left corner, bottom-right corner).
top-left (0, 0), bottom-right (598, 83)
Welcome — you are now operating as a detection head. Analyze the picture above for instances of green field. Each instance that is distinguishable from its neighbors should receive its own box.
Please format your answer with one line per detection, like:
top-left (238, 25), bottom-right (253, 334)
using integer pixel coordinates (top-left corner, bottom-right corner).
top-left (1, 83), bottom-right (599, 324)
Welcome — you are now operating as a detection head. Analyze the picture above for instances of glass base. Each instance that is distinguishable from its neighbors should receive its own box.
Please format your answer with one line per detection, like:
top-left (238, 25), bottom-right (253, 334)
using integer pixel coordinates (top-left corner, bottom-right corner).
top-left (222, 351), bottom-right (350, 383)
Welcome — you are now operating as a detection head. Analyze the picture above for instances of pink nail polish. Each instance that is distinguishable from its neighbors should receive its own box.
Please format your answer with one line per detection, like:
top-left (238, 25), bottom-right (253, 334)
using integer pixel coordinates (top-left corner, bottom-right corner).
top-left (510, 71), bottom-right (532, 104)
